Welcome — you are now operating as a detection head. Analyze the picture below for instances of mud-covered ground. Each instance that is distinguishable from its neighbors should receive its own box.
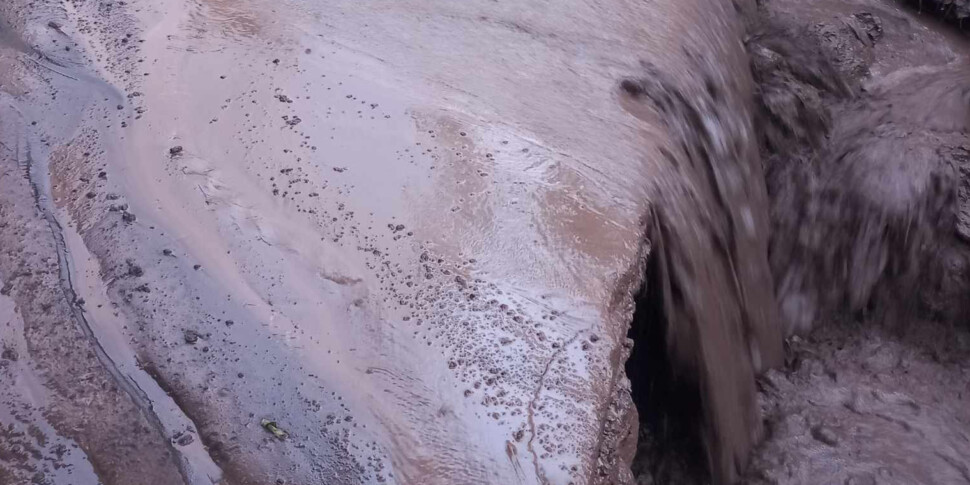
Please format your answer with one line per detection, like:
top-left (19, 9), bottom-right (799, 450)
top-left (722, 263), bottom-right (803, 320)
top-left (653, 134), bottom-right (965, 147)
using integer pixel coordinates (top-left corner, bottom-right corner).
top-left (0, 0), bottom-right (756, 483)
top-left (2, 0), bottom-right (969, 484)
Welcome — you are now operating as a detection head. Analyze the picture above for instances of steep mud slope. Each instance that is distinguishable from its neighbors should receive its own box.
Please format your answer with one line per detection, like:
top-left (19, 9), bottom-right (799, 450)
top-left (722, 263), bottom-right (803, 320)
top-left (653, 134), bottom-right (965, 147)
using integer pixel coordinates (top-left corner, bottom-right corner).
top-left (1, 0), bottom-right (781, 484)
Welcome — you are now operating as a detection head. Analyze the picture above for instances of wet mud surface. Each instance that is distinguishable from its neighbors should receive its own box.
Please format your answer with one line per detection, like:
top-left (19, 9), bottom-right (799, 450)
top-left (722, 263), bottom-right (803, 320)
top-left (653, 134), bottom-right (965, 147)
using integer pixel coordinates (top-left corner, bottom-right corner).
top-left (2, 0), bottom-right (970, 484)
top-left (2, 0), bottom-right (751, 483)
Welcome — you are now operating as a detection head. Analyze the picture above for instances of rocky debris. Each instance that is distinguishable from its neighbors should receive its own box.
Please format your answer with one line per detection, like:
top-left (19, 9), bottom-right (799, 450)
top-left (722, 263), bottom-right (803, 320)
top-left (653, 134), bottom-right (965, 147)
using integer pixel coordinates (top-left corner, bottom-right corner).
top-left (1, 346), bottom-right (18, 362)
top-left (747, 22), bottom-right (850, 155)
top-left (847, 12), bottom-right (883, 46)
top-left (173, 431), bottom-right (194, 446)
top-left (183, 329), bottom-right (202, 344)
top-left (169, 145), bottom-right (183, 156)
top-left (275, 94), bottom-right (292, 103)
top-left (126, 259), bottom-right (144, 277)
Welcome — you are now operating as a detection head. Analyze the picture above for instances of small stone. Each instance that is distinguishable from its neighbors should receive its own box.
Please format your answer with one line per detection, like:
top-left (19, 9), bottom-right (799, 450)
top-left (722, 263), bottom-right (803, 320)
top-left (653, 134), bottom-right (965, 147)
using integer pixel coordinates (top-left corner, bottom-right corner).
top-left (173, 432), bottom-right (194, 446)
top-left (169, 145), bottom-right (183, 156)
top-left (1, 347), bottom-right (18, 362)
top-left (811, 425), bottom-right (839, 447)
top-left (183, 329), bottom-right (201, 344)
top-left (126, 261), bottom-right (144, 277)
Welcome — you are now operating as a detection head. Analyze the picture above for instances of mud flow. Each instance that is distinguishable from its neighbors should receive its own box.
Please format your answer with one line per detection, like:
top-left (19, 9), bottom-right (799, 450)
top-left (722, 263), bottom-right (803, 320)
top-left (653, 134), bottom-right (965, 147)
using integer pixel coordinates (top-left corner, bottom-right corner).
top-left (625, 0), bottom-right (970, 483)
top-left (1, 0), bottom-right (969, 484)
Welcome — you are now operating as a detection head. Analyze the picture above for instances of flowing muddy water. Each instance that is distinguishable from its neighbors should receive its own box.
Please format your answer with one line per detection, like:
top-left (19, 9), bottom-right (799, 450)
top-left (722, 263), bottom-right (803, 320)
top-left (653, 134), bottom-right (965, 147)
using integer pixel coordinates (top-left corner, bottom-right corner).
top-left (2, 0), bottom-right (970, 484)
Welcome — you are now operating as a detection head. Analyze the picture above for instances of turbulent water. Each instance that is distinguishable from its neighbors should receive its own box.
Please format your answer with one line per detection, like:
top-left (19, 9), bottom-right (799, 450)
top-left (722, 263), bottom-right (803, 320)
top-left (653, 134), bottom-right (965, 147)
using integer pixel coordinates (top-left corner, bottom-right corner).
top-left (1, 0), bottom-right (969, 484)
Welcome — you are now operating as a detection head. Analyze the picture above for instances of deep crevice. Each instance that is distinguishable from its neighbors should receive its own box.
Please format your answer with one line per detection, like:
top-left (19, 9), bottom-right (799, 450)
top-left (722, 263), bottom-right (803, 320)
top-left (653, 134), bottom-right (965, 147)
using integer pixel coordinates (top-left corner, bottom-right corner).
top-left (625, 219), bottom-right (709, 485)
